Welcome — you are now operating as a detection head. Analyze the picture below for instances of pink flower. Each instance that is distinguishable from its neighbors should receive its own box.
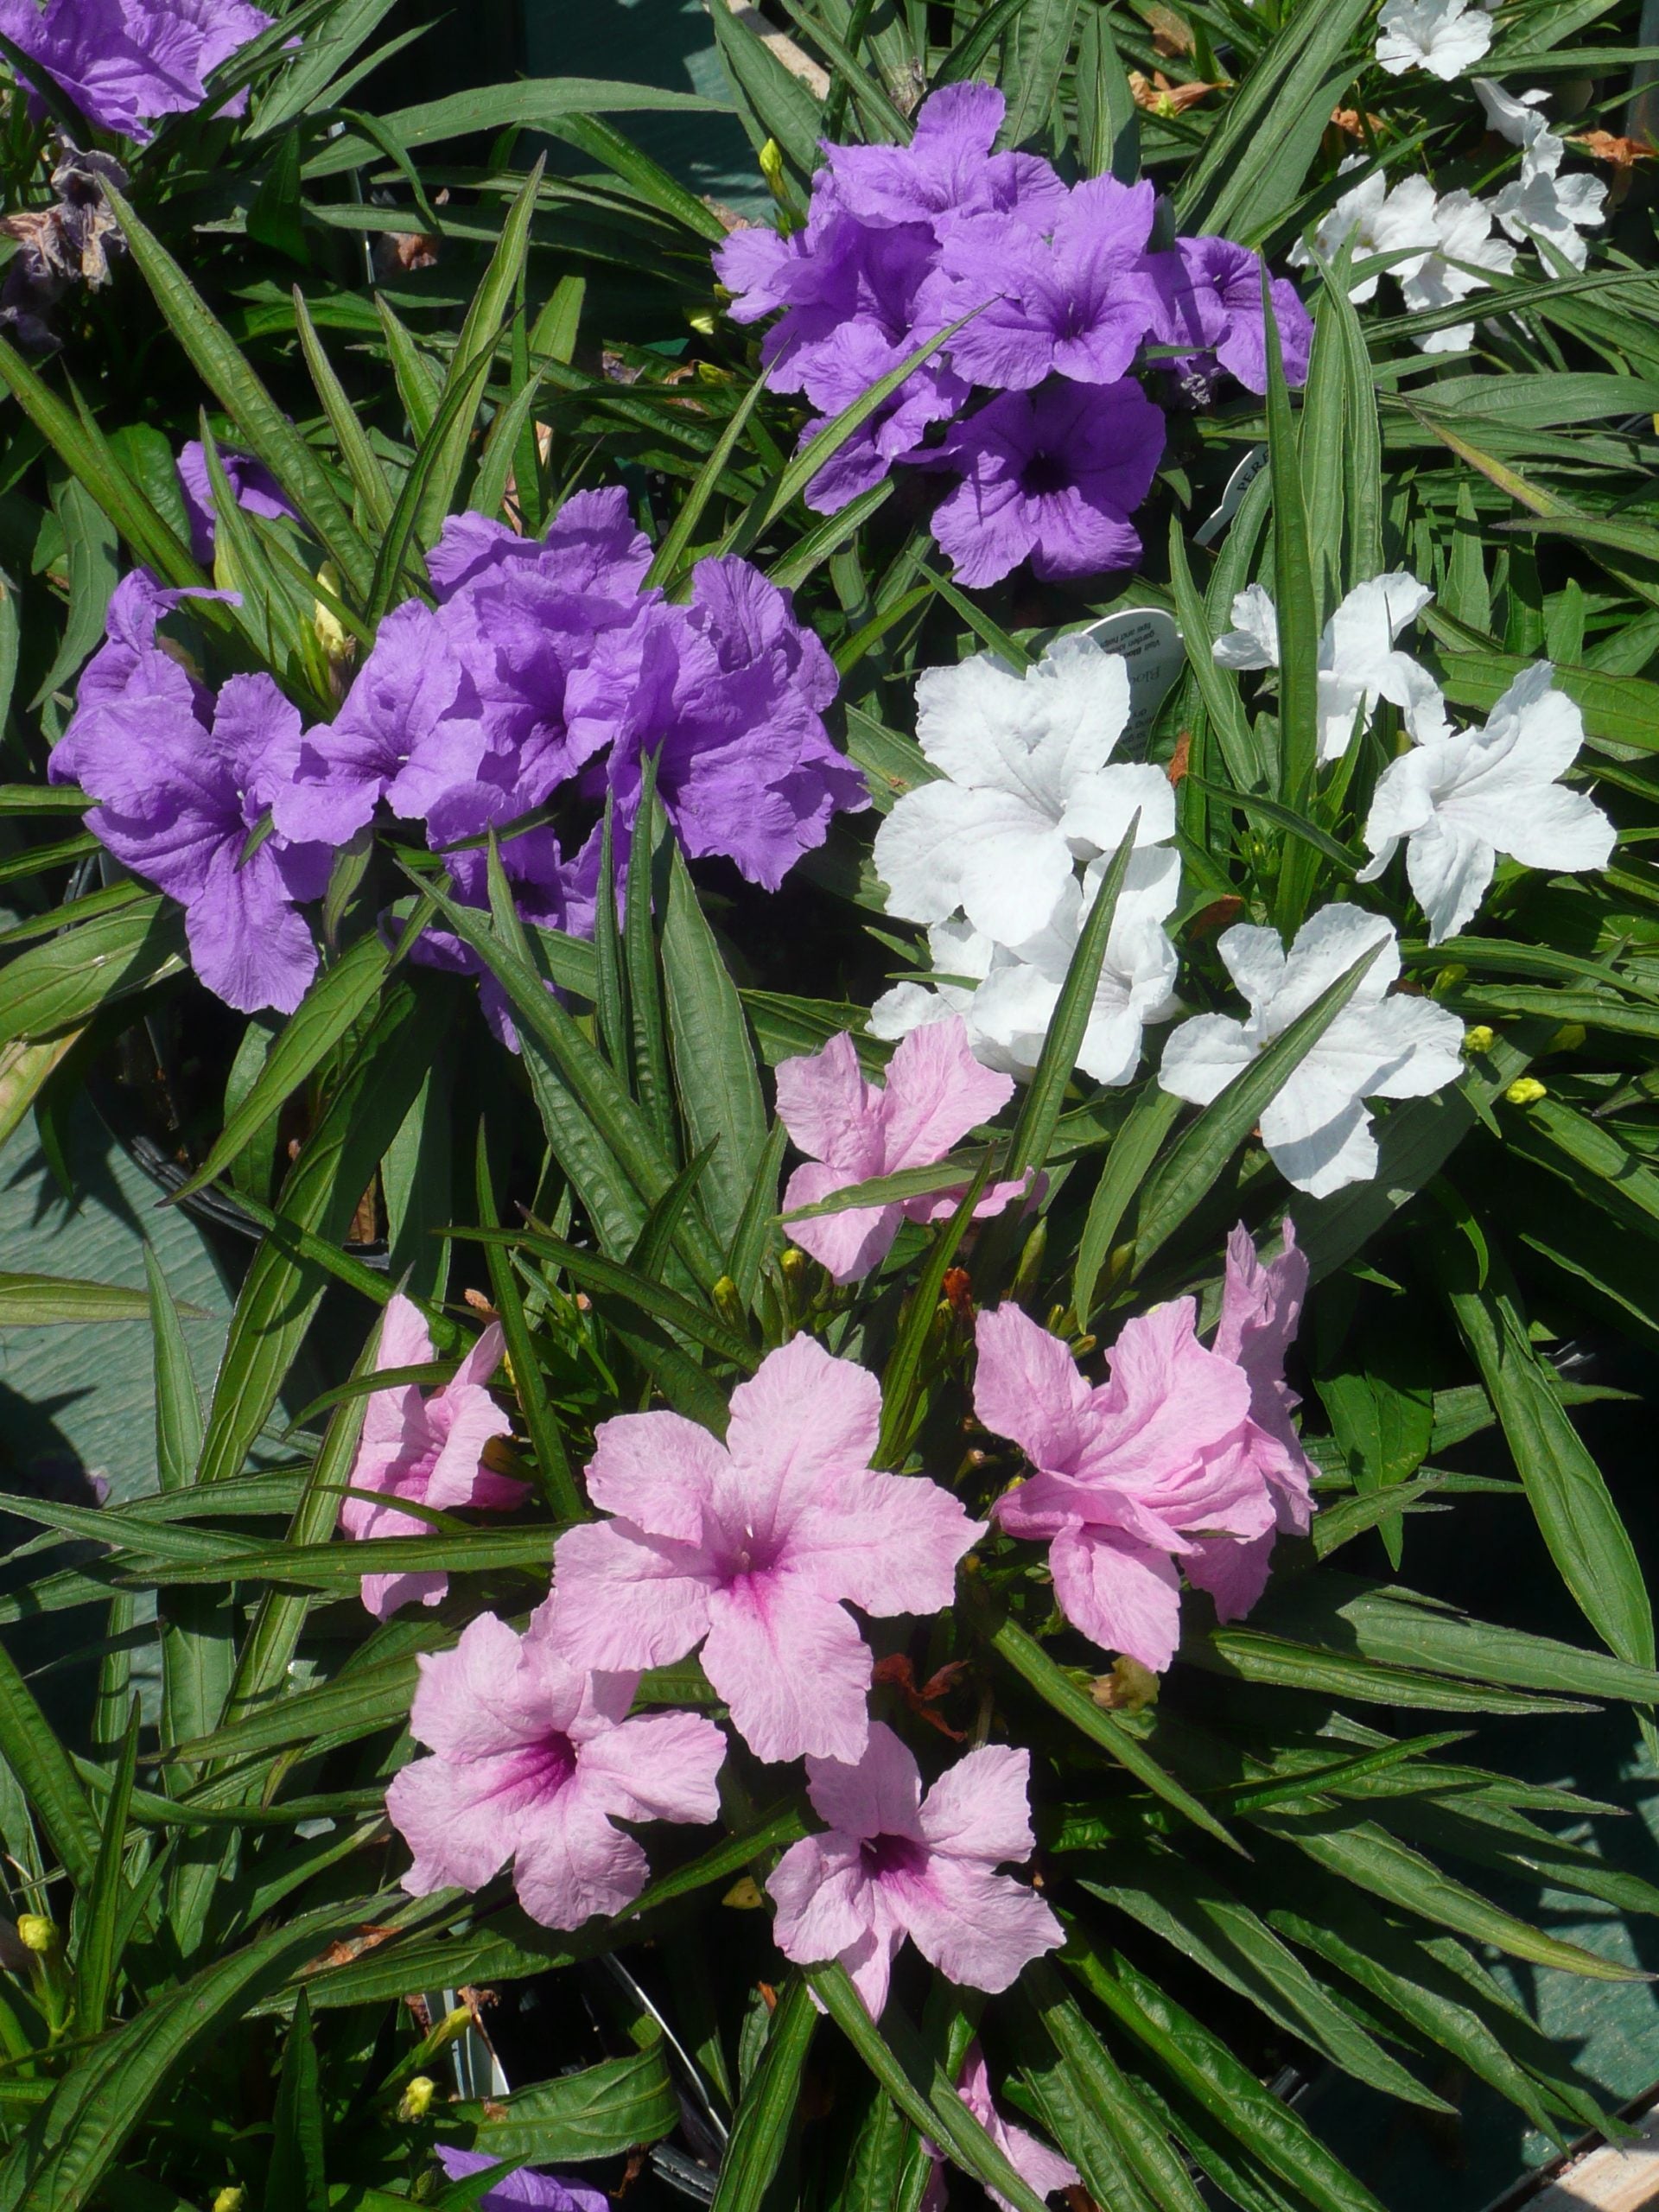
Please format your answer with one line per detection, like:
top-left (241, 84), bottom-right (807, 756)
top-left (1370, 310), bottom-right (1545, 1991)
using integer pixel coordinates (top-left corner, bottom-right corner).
top-left (1184, 1223), bottom-right (1316, 1622)
top-left (546, 1337), bottom-right (985, 1764)
top-left (340, 1294), bottom-right (524, 1619)
top-left (921, 2044), bottom-right (1079, 2212)
top-left (385, 1607), bottom-right (726, 1929)
top-left (777, 1020), bottom-right (1027, 1284)
top-left (974, 1297), bottom-right (1272, 1673)
top-left (767, 1722), bottom-right (1060, 2017)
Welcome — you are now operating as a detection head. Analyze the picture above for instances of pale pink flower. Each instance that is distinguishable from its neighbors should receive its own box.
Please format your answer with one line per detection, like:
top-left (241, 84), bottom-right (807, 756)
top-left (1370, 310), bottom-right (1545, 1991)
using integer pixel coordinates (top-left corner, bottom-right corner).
top-left (385, 1606), bottom-right (726, 1929)
top-left (341, 1294), bottom-right (523, 1618)
top-left (921, 2044), bottom-right (1079, 2212)
top-left (1185, 1223), bottom-right (1316, 1621)
top-left (546, 1337), bottom-right (985, 1764)
top-left (767, 1723), bottom-right (1060, 2017)
top-left (974, 1298), bottom-right (1270, 1672)
top-left (777, 1020), bottom-right (1027, 1283)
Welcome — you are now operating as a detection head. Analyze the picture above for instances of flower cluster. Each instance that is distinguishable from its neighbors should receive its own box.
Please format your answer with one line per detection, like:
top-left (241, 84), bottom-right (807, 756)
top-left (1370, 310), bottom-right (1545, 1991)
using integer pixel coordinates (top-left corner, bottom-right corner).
top-left (715, 81), bottom-right (1311, 584)
top-left (370, 1227), bottom-right (1308, 2051)
top-left (0, 0), bottom-right (273, 142)
top-left (869, 630), bottom-right (1182, 1088)
top-left (54, 488), bottom-right (865, 1017)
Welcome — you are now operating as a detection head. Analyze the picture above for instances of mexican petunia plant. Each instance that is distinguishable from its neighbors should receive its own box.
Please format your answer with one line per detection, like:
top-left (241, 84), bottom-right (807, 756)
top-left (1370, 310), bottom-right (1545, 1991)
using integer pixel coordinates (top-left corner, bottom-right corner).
top-left (1, 3), bottom-right (1658, 2210)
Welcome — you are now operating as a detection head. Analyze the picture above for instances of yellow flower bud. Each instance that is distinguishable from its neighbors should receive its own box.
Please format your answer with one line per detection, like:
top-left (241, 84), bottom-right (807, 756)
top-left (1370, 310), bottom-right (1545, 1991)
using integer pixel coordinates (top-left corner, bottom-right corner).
top-left (213, 2190), bottom-right (245, 2212)
top-left (758, 139), bottom-right (787, 196)
top-left (1551, 1022), bottom-right (1586, 1054)
top-left (398, 2075), bottom-right (438, 2122)
top-left (1462, 1025), bottom-right (1496, 1054)
top-left (16, 1916), bottom-right (55, 1955)
top-left (1505, 1077), bottom-right (1548, 1107)
top-left (686, 309), bottom-right (716, 337)
top-left (722, 1877), bottom-right (766, 1910)
top-left (312, 563), bottom-right (353, 670)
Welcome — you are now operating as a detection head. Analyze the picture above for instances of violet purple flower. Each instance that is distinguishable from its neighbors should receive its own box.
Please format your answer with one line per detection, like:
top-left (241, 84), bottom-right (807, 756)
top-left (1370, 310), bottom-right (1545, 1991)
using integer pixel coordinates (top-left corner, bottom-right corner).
top-left (777, 1020), bottom-right (1027, 1284)
top-left (340, 1294), bottom-right (524, 1621)
top-left (434, 2151), bottom-right (607, 2212)
top-left (766, 1722), bottom-right (1061, 2017)
top-left (930, 378), bottom-right (1166, 588)
top-left (0, 0), bottom-right (274, 142)
top-left (924, 175), bottom-right (1164, 393)
top-left (819, 81), bottom-right (1065, 236)
top-left (386, 1606), bottom-right (726, 1930)
top-left (177, 438), bottom-right (298, 565)
top-left (62, 657), bottom-right (329, 1014)
top-left (546, 1336), bottom-right (984, 1765)
top-left (1149, 237), bottom-right (1313, 396)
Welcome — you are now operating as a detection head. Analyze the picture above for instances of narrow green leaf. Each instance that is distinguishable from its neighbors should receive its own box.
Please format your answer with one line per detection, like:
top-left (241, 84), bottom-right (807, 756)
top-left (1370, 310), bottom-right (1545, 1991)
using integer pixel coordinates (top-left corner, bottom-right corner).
top-left (71, 1699), bottom-right (139, 2037)
top-left (662, 842), bottom-right (766, 1247)
top-left (710, 1976), bottom-right (817, 2212)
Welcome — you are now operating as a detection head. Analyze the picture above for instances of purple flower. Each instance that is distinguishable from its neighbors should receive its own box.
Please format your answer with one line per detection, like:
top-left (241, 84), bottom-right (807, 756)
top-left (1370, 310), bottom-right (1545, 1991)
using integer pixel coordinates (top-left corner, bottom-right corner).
top-left (921, 2045), bottom-right (1078, 2212)
top-left (67, 661), bottom-right (328, 1014)
top-left (795, 319), bottom-right (969, 514)
top-left (435, 2151), bottom-right (607, 2212)
top-left (177, 439), bottom-right (298, 565)
top-left (0, 0), bottom-right (274, 142)
top-left (820, 82), bottom-right (1065, 235)
top-left (923, 176), bottom-right (1163, 392)
top-left (1184, 1223), bottom-right (1316, 1620)
top-left (48, 569), bottom-right (225, 784)
top-left (931, 378), bottom-right (1166, 588)
top-left (385, 1608), bottom-right (726, 1930)
top-left (340, 1294), bottom-right (523, 1620)
top-left (582, 557), bottom-right (864, 893)
top-left (777, 1020), bottom-right (1027, 1283)
top-left (546, 1336), bottom-right (985, 1765)
top-left (720, 210), bottom-right (938, 397)
top-left (975, 1298), bottom-right (1273, 1673)
top-left (273, 601), bottom-right (490, 846)
top-left (1149, 238), bottom-right (1313, 396)
top-left (427, 486), bottom-right (652, 604)
top-left (766, 1722), bottom-right (1061, 2018)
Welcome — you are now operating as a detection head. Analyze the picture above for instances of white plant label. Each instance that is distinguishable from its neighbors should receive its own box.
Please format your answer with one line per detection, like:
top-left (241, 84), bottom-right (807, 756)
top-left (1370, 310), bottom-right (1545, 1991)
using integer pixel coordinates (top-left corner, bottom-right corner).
top-left (1194, 445), bottom-right (1268, 548)
top-left (1081, 607), bottom-right (1185, 754)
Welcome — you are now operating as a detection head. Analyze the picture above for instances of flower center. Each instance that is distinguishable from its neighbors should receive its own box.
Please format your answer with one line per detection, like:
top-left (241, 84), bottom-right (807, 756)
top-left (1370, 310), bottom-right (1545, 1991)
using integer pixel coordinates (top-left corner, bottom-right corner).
top-left (860, 1832), bottom-right (927, 1879)
top-left (1020, 448), bottom-right (1071, 498)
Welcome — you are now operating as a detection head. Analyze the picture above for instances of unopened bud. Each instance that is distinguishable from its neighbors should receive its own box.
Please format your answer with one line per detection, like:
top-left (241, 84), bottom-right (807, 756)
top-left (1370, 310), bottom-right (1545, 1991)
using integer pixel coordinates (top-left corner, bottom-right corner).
top-left (213, 2190), bottom-right (245, 2212)
top-left (758, 138), bottom-right (788, 198)
top-left (1433, 963), bottom-right (1467, 992)
top-left (1551, 1022), bottom-right (1586, 1054)
top-left (780, 1246), bottom-right (810, 1283)
top-left (1090, 1656), bottom-right (1160, 1713)
top-left (312, 563), bottom-right (353, 669)
top-left (1505, 1077), bottom-right (1548, 1107)
top-left (1463, 1024), bottom-right (1496, 1054)
top-left (722, 1877), bottom-right (765, 1910)
top-left (686, 309), bottom-right (717, 337)
top-left (16, 1916), bottom-right (55, 1955)
top-left (711, 1274), bottom-right (744, 1328)
top-left (398, 2075), bottom-right (437, 2122)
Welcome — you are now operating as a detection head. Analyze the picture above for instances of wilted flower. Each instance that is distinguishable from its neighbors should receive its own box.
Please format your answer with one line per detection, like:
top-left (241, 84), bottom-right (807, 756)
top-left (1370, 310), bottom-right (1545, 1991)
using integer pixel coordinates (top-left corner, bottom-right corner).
top-left (340, 1294), bottom-right (523, 1620)
top-left (547, 1336), bottom-right (984, 1764)
top-left (875, 631), bottom-right (1177, 948)
top-left (1158, 905), bottom-right (1465, 1197)
top-left (975, 1300), bottom-right (1266, 1672)
top-left (777, 1020), bottom-right (1026, 1284)
top-left (767, 1723), bottom-right (1060, 2016)
top-left (386, 1608), bottom-right (726, 1929)
top-left (1359, 662), bottom-right (1616, 943)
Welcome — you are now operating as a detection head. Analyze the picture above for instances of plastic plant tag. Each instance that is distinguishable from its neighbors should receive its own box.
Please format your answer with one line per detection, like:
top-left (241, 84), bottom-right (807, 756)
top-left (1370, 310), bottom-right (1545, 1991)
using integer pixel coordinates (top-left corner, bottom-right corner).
top-left (1080, 607), bottom-right (1185, 753)
top-left (1194, 446), bottom-right (1267, 547)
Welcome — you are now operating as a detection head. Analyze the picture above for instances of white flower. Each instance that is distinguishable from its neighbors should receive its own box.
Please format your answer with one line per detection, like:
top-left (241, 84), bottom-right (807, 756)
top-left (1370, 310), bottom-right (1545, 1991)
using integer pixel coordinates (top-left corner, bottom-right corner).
top-left (1211, 573), bottom-right (1447, 763)
top-left (969, 868), bottom-right (1181, 1085)
top-left (1376, 0), bottom-right (1492, 79)
top-left (871, 869), bottom-right (1181, 1089)
top-left (1158, 906), bottom-right (1465, 1198)
top-left (1495, 143), bottom-right (1607, 271)
top-left (1358, 663), bottom-right (1616, 944)
top-left (1288, 162), bottom-right (1391, 300)
top-left (1473, 79), bottom-right (1555, 158)
top-left (874, 632), bottom-right (1179, 948)
top-left (1394, 187), bottom-right (1516, 351)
